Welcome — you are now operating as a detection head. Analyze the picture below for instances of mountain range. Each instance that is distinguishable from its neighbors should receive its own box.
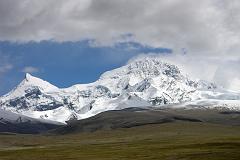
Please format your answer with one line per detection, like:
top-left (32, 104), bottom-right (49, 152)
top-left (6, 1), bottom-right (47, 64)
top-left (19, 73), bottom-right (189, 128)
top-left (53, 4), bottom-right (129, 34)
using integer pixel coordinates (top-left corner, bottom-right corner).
top-left (0, 56), bottom-right (240, 124)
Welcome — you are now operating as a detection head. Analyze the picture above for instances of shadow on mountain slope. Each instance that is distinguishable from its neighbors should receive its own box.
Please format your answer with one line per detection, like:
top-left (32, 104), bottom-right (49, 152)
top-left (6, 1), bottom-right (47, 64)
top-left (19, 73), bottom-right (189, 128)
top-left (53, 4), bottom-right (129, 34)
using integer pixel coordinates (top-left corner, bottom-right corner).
top-left (51, 107), bottom-right (240, 134)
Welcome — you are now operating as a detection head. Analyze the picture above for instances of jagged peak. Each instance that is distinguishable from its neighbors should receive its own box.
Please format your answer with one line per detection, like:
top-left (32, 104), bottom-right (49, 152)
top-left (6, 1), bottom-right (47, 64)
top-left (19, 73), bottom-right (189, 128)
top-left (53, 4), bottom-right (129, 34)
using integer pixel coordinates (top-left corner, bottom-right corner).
top-left (25, 73), bottom-right (33, 81)
top-left (100, 56), bottom-right (183, 80)
top-left (21, 73), bottom-right (58, 91)
top-left (24, 73), bottom-right (39, 82)
top-left (127, 56), bottom-right (180, 71)
top-left (1, 74), bottom-right (59, 99)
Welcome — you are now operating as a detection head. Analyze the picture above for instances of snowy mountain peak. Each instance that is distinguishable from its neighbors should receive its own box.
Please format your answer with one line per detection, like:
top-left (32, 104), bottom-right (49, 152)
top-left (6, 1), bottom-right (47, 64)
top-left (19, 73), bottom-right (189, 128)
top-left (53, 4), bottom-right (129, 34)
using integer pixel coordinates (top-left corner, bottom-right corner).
top-left (101, 56), bottom-right (183, 83)
top-left (21, 73), bottom-right (58, 91)
top-left (128, 56), bottom-right (173, 68)
top-left (25, 73), bottom-right (35, 81)
top-left (0, 56), bottom-right (240, 124)
top-left (127, 57), bottom-right (182, 78)
top-left (1, 73), bottom-right (58, 100)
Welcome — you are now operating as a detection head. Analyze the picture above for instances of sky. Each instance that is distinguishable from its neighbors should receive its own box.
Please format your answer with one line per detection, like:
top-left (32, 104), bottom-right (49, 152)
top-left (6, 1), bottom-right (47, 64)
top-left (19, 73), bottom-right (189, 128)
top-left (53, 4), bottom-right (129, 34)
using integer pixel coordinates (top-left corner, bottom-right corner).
top-left (0, 0), bottom-right (240, 95)
top-left (0, 41), bottom-right (171, 95)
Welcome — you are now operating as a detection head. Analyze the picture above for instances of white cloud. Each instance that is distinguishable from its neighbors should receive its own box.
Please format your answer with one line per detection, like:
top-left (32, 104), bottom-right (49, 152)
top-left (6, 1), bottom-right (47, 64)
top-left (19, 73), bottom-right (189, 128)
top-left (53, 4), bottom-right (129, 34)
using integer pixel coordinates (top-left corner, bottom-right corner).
top-left (0, 0), bottom-right (240, 57)
top-left (21, 66), bottom-right (39, 73)
top-left (1, 0), bottom-right (240, 91)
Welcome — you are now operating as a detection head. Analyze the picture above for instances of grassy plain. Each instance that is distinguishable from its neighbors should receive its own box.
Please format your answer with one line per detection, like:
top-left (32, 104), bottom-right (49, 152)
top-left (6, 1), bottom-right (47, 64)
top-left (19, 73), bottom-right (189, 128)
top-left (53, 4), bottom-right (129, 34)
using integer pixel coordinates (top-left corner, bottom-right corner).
top-left (0, 121), bottom-right (239, 160)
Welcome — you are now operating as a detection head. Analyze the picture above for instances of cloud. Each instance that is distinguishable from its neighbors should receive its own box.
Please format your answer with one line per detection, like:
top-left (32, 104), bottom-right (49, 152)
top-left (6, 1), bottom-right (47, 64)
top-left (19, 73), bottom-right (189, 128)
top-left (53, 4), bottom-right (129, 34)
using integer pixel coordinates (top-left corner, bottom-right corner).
top-left (21, 66), bottom-right (39, 73)
top-left (0, 0), bottom-right (240, 57)
top-left (1, 0), bottom-right (240, 91)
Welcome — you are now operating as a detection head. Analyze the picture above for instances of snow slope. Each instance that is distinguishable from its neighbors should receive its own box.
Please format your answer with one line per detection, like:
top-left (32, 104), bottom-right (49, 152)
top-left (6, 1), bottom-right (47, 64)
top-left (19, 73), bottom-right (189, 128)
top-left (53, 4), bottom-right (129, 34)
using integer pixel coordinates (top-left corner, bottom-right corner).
top-left (0, 108), bottom-right (62, 125)
top-left (0, 56), bottom-right (240, 123)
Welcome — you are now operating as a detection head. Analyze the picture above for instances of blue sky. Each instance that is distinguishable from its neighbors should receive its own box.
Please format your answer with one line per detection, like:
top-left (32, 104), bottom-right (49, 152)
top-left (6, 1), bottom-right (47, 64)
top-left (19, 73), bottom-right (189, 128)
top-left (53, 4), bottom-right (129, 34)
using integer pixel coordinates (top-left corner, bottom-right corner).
top-left (0, 41), bottom-right (171, 95)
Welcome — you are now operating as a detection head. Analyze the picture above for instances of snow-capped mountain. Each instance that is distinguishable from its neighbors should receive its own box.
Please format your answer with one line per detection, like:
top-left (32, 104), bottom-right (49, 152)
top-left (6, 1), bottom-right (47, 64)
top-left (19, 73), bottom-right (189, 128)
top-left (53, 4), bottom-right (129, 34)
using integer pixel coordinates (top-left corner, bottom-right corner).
top-left (1, 56), bottom-right (240, 123)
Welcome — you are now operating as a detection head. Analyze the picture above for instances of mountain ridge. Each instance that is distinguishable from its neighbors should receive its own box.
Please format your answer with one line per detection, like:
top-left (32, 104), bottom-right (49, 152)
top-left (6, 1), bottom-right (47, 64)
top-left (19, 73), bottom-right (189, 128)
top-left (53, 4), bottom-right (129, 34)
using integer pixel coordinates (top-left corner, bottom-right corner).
top-left (0, 56), bottom-right (240, 123)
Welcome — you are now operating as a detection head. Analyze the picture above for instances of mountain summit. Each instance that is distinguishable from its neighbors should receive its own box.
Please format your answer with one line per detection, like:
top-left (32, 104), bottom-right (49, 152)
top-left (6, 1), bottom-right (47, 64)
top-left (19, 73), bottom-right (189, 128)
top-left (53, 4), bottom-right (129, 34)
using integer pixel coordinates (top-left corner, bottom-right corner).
top-left (2, 73), bottom-right (58, 100)
top-left (0, 57), bottom-right (240, 123)
top-left (23, 73), bottom-right (58, 92)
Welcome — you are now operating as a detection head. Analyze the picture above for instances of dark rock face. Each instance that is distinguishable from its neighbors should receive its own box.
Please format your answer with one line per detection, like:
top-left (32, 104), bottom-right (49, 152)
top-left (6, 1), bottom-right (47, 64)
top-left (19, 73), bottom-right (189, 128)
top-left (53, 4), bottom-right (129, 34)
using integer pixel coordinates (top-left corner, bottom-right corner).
top-left (9, 97), bottom-right (29, 109)
top-left (94, 85), bottom-right (112, 98)
top-left (35, 102), bottom-right (63, 111)
top-left (25, 87), bottom-right (42, 99)
top-left (162, 64), bottom-right (181, 79)
top-left (149, 96), bottom-right (168, 105)
top-left (7, 96), bottom-right (63, 111)
top-left (134, 79), bottom-right (151, 92)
